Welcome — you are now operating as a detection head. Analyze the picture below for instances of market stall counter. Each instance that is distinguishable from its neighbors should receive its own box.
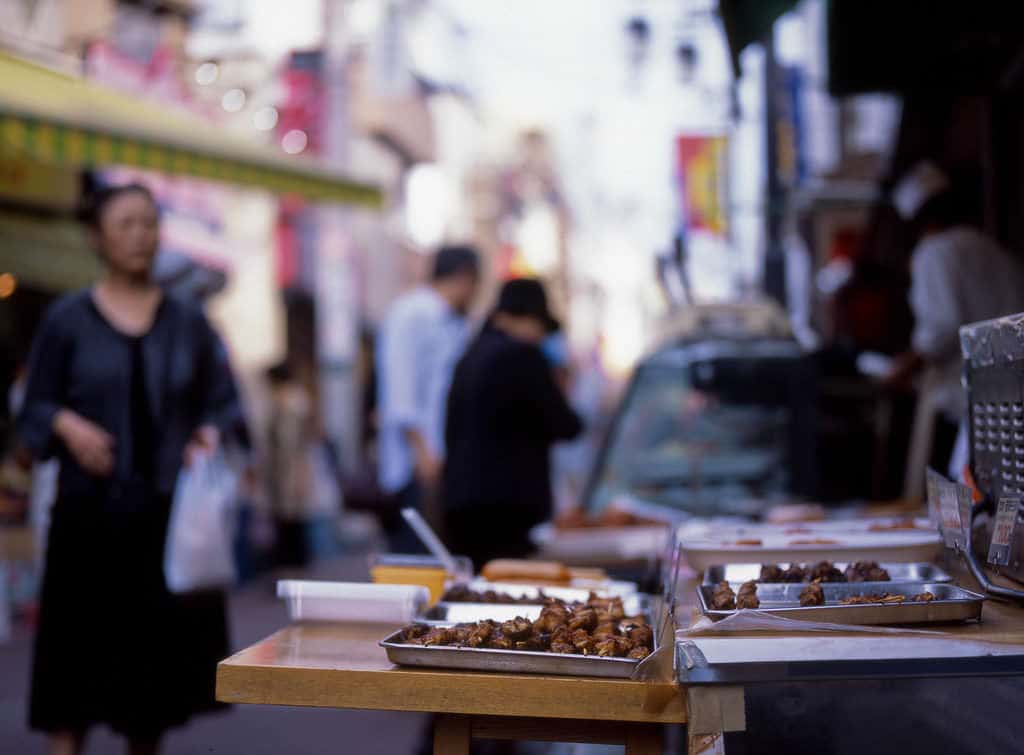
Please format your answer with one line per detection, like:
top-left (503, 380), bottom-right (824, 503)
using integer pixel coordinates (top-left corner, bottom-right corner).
top-left (216, 571), bottom-right (686, 755)
top-left (217, 624), bottom-right (684, 754)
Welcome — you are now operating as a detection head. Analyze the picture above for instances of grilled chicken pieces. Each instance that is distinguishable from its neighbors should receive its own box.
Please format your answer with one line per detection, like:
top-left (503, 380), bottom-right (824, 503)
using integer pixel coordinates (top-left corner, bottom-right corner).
top-left (397, 593), bottom-right (652, 660)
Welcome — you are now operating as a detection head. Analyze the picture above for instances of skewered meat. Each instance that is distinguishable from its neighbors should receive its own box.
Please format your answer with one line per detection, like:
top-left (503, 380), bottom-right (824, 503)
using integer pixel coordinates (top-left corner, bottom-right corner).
top-left (736, 580), bottom-right (760, 609)
top-left (489, 632), bottom-right (514, 650)
top-left (799, 582), bottom-right (824, 607)
top-left (396, 597), bottom-right (655, 660)
top-left (781, 565), bottom-right (808, 582)
top-left (421, 627), bottom-right (465, 646)
top-left (401, 623), bottom-right (431, 642)
top-left (595, 636), bottom-right (633, 657)
top-left (587, 595), bottom-right (625, 620)
top-left (570, 628), bottom-right (596, 654)
top-left (500, 617), bottom-right (534, 640)
top-left (626, 624), bottom-right (654, 647)
top-left (711, 581), bottom-right (736, 610)
top-left (759, 564), bottom-right (785, 582)
top-left (844, 561), bottom-right (891, 583)
top-left (568, 607), bottom-right (598, 632)
top-left (809, 561), bottom-right (844, 582)
top-left (532, 603), bottom-right (570, 633)
top-left (840, 592), bottom-right (906, 605)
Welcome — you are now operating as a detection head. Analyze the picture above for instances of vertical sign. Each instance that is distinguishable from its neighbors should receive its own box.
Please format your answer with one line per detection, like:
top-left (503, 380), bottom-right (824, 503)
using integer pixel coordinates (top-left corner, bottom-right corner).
top-left (676, 135), bottom-right (729, 237)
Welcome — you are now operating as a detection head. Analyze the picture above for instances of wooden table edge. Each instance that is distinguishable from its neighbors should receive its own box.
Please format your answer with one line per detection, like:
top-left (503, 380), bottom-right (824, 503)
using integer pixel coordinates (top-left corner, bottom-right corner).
top-left (215, 660), bottom-right (687, 724)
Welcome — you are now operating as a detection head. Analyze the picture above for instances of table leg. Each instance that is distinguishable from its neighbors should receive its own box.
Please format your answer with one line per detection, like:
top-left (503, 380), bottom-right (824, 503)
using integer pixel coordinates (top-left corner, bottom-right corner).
top-left (625, 723), bottom-right (664, 755)
top-left (433, 714), bottom-right (471, 755)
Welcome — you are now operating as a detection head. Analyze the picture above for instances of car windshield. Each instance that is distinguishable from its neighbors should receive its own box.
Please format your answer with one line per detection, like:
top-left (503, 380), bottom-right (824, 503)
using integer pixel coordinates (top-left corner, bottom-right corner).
top-left (586, 342), bottom-right (804, 517)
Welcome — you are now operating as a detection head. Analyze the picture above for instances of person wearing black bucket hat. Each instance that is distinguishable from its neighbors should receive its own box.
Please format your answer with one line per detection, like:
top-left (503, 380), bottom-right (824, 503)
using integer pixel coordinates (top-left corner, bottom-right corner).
top-left (441, 278), bottom-right (583, 569)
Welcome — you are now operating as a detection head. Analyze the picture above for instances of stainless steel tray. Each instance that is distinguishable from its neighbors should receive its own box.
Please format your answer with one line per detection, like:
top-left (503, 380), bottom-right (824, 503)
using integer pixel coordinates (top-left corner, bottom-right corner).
top-left (380, 614), bottom-right (659, 679)
top-left (423, 594), bottom-right (649, 624)
top-left (702, 562), bottom-right (952, 585)
top-left (696, 582), bottom-right (984, 625)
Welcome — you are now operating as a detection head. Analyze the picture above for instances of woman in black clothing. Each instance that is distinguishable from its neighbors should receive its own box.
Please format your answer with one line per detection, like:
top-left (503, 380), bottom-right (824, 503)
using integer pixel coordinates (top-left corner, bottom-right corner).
top-left (442, 279), bottom-right (582, 569)
top-left (17, 184), bottom-right (243, 755)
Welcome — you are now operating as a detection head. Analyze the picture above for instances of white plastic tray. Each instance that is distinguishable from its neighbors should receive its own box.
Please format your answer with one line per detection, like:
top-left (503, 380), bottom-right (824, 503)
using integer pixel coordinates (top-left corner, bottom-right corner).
top-left (276, 580), bottom-right (429, 624)
top-left (678, 519), bottom-right (942, 571)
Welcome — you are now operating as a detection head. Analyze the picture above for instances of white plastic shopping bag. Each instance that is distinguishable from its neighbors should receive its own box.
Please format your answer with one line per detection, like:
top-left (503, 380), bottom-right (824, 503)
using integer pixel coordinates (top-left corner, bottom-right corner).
top-left (164, 451), bottom-right (238, 593)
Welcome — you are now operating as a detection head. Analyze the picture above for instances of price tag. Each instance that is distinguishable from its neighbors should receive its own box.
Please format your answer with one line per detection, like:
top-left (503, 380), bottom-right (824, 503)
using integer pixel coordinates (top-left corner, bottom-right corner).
top-left (956, 484), bottom-right (975, 542)
top-left (938, 482), bottom-right (965, 550)
top-left (988, 498), bottom-right (1021, 566)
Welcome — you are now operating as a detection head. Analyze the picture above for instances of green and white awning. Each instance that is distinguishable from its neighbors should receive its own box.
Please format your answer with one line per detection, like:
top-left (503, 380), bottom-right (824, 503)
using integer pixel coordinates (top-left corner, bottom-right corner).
top-left (0, 53), bottom-right (383, 207)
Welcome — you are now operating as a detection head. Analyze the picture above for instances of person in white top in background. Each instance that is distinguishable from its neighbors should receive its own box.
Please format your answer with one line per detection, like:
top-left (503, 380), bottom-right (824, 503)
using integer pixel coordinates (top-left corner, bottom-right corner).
top-left (884, 161), bottom-right (1024, 477)
top-left (376, 245), bottom-right (480, 552)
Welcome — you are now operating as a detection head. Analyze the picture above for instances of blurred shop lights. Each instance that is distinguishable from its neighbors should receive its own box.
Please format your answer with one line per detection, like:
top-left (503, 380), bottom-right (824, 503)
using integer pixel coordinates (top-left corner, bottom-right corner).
top-left (405, 163), bottom-right (452, 249)
top-left (281, 129), bottom-right (309, 155)
top-left (195, 61), bottom-right (219, 86)
top-left (253, 105), bottom-right (279, 131)
top-left (221, 87), bottom-right (247, 112)
top-left (0, 273), bottom-right (16, 299)
top-left (517, 204), bottom-right (560, 275)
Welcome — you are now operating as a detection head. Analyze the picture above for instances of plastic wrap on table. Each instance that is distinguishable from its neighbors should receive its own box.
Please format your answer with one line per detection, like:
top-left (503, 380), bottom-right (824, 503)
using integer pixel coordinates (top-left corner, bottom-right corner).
top-left (277, 580), bottom-right (429, 623)
top-left (960, 313), bottom-right (1024, 365)
top-left (678, 609), bottom-right (946, 638)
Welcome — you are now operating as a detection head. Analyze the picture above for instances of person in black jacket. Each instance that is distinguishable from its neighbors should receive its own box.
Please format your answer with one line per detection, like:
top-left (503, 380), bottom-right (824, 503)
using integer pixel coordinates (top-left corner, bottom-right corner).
top-left (17, 184), bottom-right (244, 755)
top-left (442, 278), bottom-right (582, 569)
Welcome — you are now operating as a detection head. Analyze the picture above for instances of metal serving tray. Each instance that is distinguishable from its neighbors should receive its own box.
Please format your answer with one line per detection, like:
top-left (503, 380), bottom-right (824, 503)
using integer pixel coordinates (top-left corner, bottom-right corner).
top-left (696, 582), bottom-right (984, 625)
top-left (380, 620), bottom-right (659, 679)
top-left (423, 595), bottom-right (650, 624)
top-left (702, 563), bottom-right (952, 585)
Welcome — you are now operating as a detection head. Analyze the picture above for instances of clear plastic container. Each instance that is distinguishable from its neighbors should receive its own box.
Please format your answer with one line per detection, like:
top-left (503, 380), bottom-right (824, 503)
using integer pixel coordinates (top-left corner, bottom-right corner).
top-left (276, 580), bottom-right (430, 623)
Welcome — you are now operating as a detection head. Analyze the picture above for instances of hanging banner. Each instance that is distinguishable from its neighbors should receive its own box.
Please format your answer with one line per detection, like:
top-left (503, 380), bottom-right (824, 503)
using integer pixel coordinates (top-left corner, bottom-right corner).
top-left (676, 135), bottom-right (729, 237)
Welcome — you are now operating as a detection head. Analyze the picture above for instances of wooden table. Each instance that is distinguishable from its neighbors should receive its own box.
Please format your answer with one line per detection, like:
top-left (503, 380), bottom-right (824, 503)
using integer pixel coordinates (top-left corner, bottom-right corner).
top-left (217, 622), bottom-right (686, 754)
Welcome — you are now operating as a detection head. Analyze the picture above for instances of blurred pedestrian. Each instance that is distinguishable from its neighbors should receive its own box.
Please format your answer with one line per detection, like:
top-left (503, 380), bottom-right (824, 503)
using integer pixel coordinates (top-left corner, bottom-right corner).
top-left (376, 245), bottom-right (480, 551)
top-left (442, 278), bottom-right (583, 569)
top-left (265, 362), bottom-right (315, 570)
top-left (16, 183), bottom-right (244, 755)
top-left (884, 161), bottom-right (1024, 476)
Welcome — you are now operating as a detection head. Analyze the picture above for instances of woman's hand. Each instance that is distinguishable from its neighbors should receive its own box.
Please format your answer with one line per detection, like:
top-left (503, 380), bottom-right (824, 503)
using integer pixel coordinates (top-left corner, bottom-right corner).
top-left (184, 424), bottom-right (220, 467)
top-left (54, 409), bottom-right (115, 477)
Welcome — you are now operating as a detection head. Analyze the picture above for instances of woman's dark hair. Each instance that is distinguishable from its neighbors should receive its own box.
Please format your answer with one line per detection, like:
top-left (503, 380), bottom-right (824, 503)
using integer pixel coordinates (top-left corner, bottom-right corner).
top-left (77, 183), bottom-right (157, 230)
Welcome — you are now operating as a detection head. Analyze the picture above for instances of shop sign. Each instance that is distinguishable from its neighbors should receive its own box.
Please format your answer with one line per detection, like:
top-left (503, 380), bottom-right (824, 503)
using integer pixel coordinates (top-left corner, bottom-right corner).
top-left (676, 135), bottom-right (728, 238)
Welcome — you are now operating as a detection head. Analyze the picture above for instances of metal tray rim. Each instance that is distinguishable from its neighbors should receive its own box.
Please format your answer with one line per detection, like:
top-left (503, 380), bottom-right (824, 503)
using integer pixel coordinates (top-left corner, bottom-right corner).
top-left (696, 582), bottom-right (985, 624)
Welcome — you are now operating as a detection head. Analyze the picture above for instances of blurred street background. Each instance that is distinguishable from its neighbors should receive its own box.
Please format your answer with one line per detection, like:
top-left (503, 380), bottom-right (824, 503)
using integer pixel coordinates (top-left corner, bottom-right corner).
top-left (4, 1), bottom-right (1024, 753)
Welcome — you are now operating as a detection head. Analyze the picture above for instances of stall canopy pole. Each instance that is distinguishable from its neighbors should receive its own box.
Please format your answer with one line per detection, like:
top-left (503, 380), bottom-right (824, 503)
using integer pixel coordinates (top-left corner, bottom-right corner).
top-left (762, 30), bottom-right (787, 307)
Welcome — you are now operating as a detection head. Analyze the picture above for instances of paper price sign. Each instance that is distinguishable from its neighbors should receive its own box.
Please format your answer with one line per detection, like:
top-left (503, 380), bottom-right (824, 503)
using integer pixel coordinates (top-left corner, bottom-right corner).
top-left (956, 484), bottom-right (974, 540)
top-left (988, 498), bottom-right (1021, 566)
top-left (938, 483), bottom-right (965, 550)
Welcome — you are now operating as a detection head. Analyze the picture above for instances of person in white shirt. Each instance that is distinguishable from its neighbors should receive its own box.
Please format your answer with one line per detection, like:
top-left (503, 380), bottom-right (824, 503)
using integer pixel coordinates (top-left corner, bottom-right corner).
top-left (884, 161), bottom-right (1024, 475)
top-left (376, 245), bottom-right (480, 552)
